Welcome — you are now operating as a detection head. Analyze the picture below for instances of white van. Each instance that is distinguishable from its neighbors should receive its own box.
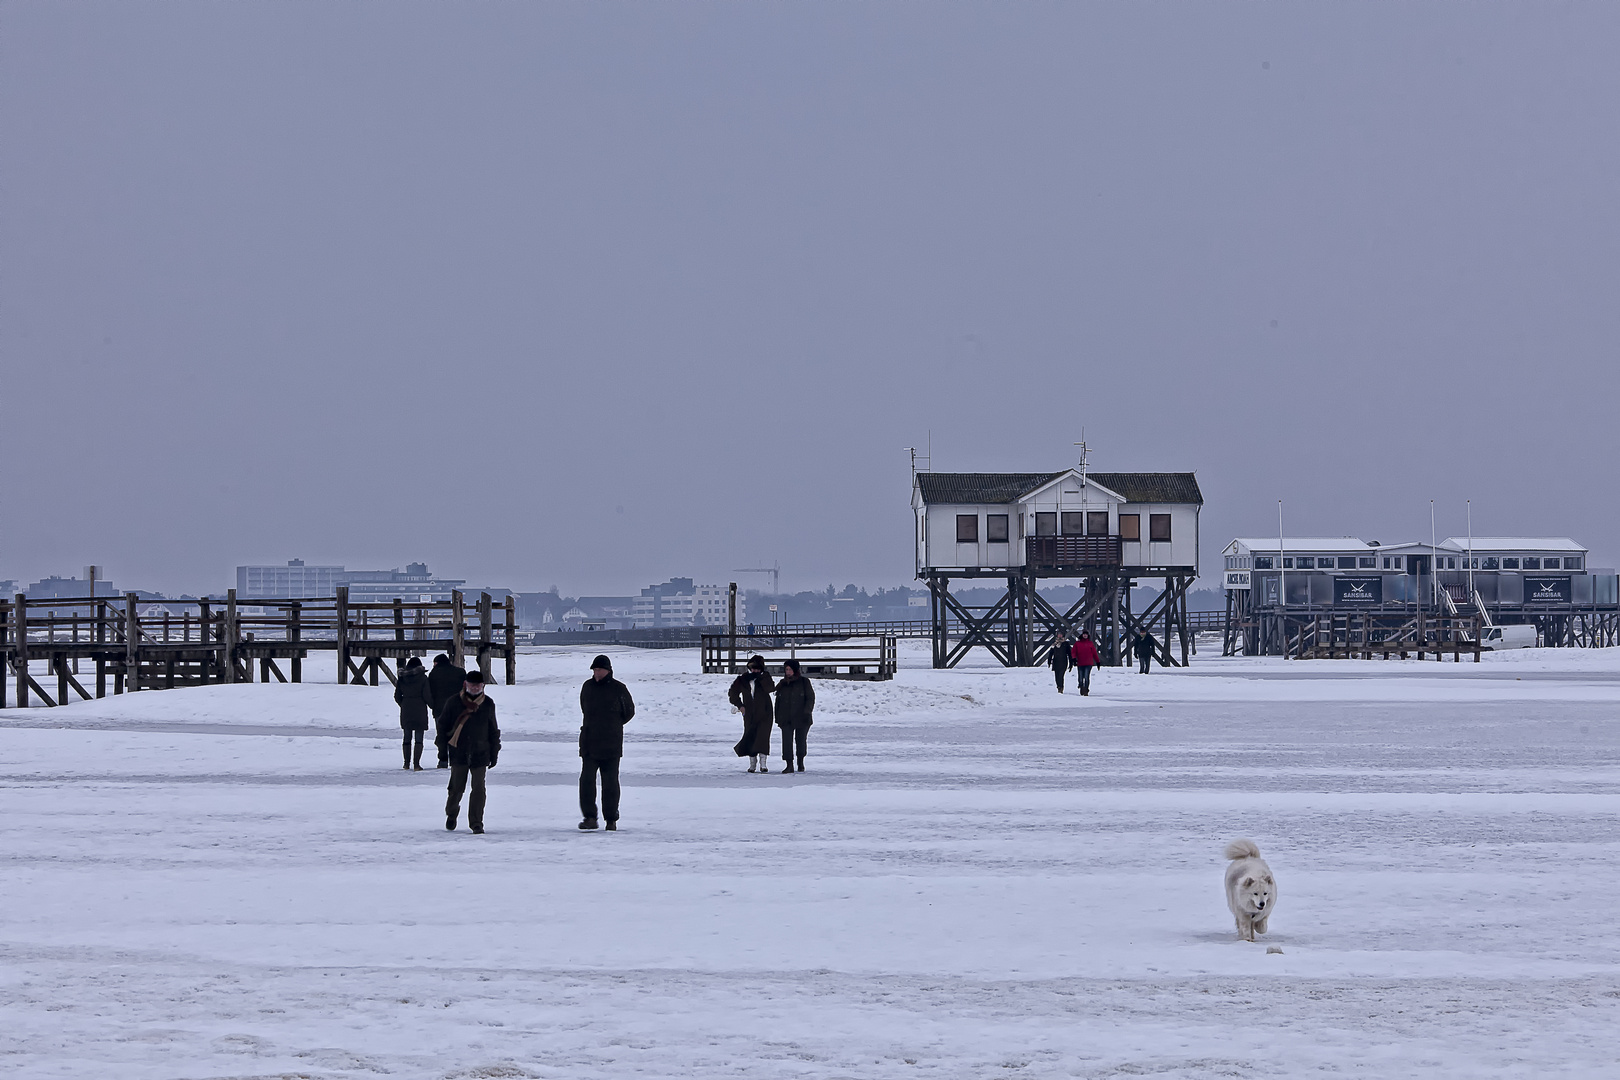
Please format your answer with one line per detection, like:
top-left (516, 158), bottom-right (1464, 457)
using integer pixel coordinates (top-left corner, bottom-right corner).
top-left (1481, 625), bottom-right (1537, 650)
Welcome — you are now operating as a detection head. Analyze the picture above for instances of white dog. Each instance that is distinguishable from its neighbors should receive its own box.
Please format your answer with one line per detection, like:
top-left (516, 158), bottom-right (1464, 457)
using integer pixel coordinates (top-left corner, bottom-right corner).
top-left (1223, 839), bottom-right (1277, 941)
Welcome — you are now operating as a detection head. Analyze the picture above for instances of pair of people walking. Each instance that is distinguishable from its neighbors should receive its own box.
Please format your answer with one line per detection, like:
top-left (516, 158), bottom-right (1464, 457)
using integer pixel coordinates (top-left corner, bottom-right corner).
top-left (396, 653), bottom-right (477, 770)
top-left (1050, 632), bottom-right (1101, 694)
top-left (729, 654), bottom-right (814, 773)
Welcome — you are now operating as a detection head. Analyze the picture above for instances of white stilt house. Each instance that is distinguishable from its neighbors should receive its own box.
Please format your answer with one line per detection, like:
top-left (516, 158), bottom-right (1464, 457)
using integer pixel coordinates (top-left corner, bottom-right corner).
top-left (912, 467), bottom-right (1203, 668)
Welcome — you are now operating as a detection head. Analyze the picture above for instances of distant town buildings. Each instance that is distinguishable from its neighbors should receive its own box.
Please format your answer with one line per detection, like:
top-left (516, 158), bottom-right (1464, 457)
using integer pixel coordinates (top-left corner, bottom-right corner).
top-left (235, 560), bottom-right (510, 606)
top-left (632, 578), bottom-right (741, 628)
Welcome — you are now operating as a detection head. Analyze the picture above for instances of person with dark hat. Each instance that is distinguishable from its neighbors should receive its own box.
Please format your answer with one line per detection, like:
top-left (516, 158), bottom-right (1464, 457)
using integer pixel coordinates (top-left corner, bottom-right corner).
top-left (427, 653), bottom-right (466, 768)
top-left (1050, 638), bottom-right (1071, 693)
top-left (578, 654), bottom-right (634, 831)
top-left (393, 655), bottom-right (433, 769)
top-left (729, 654), bottom-right (775, 773)
top-left (435, 668), bottom-right (500, 834)
top-left (772, 658), bottom-right (815, 773)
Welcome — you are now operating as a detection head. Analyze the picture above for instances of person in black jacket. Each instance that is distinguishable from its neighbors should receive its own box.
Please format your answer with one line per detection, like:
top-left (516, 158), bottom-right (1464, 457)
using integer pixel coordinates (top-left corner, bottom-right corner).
top-left (729, 655), bottom-right (775, 773)
top-left (1133, 632), bottom-right (1158, 675)
top-left (435, 668), bottom-right (500, 833)
top-left (394, 656), bottom-right (433, 769)
top-left (1050, 639), bottom-right (1071, 693)
top-left (427, 654), bottom-right (466, 768)
top-left (578, 654), bottom-right (634, 831)
top-left (772, 658), bottom-right (815, 773)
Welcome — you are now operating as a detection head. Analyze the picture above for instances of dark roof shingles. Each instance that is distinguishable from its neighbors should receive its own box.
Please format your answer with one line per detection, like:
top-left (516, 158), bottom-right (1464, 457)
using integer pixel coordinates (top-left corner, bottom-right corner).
top-left (915, 470), bottom-right (1201, 505)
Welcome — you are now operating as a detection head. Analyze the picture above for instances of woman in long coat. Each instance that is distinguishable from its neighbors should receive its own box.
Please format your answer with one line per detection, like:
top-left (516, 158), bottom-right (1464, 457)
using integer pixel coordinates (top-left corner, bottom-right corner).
top-left (728, 654), bottom-right (775, 773)
top-left (394, 656), bottom-right (434, 770)
top-left (772, 658), bottom-right (815, 773)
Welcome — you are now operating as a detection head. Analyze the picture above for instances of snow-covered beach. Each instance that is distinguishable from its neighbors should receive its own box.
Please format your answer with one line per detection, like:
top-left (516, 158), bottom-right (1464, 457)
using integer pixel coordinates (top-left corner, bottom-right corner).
top-left (3, 642), bottom-right (1618, 1077)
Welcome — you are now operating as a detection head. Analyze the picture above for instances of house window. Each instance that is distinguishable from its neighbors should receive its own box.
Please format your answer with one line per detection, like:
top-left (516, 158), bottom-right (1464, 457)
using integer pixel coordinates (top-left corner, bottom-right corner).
top-left (955, 515), bottom-right (978, 543)
top-left (1061, 512), bottom-right (1085, 536)
top-left (1447, 558), bottom-right (1457, 569)
top-left (986, 514), bottom-right (1009, 543)
top-left (1149, 514), bottom-right (1171, 542)
top-left (1482, 557), bottom-right (1500, 570)
top-left (1360, 556), bottom-right (1378, 569)
top-left (1522, 557), bottom-right (1539, 570)
top-left (1339, 557), bottom-right (1357, 569)
top-left (1566, 556), bottom-right (1583, 570)
top-left (1086, 511), bottom-right (1109, 535)
top-left (1281, 557), bottom-right (1294, 569)
top-left (1118, 514), bottom-right (1140, 541)
top-left (1253, 556), bottom-right (1273, 570)
top-left (1502, 557), bottom-right (1519, 569)
top-left (1035, 512), bottom-right (1057, 537)
top-left (1296, 557), bottom-right (1314, 570)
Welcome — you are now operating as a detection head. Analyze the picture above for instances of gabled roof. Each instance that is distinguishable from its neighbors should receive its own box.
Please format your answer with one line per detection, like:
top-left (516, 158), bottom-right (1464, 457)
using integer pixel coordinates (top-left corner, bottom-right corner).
top-left (1085, 472), bottom-right (1202, 505)
top-left (914, 470), bottom-right (1202, 505)
top-left (914, 472), bottom-right (1064, 505)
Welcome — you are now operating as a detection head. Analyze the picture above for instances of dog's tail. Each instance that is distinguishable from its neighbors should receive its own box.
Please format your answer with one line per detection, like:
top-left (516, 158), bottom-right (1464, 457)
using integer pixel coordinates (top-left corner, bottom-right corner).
top-left (1223, 838), bottom-right (1261, 861)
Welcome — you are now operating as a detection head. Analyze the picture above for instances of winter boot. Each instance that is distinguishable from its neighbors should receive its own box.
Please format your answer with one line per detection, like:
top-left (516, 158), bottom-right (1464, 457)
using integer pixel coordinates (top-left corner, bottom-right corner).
top-left (605, 821), bottom-right (617, 831)
top-left (747, 757), bottom-right (758, 773)
top-left (797, 755), bottom-right (805, 772)
top-left (445, 814), bottom-right (457, 831)
top-left (780, 760), bottom-right (794, 773)
top-left (578, 818), bottom-right (599, 830)
top-left (402, 760), bottom-right (411, 769)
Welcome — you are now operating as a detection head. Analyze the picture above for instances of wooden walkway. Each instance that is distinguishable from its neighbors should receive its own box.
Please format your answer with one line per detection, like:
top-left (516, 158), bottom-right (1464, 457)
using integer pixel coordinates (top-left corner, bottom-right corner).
top-left (1, 587), bottom-right (515, 708)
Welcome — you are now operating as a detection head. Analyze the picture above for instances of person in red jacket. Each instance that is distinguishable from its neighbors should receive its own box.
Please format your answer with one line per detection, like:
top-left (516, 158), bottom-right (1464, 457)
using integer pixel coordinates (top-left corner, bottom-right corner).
top-left (1069, 632), bottom-right (1100, 696)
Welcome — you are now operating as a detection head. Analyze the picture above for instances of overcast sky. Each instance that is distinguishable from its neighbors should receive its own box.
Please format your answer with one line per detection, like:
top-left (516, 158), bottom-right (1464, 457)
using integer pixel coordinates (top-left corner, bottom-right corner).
top-left (4, 2), bottom-right (1618, 596)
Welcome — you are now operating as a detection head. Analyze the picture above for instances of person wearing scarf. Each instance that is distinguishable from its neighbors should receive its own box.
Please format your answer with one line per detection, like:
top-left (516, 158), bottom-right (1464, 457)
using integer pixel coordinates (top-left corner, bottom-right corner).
top-left (434, 668), bottom-right (500, 833)
top-left (728, 655), bottom-right (775, 773)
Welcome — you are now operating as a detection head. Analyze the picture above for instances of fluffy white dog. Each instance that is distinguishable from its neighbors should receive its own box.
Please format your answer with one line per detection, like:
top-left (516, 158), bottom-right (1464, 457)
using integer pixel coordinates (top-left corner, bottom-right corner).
top-left (1223, 839), bottom-right (1277, 941)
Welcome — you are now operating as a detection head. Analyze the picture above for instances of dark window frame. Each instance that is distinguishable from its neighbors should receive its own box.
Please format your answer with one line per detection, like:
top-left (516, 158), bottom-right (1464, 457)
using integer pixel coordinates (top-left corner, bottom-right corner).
top-left (1118, 513), bottom-right (1140, 541)
top-left (1338, 556), bottom-right (1357, 570)
top-left (986, 514), bottom-right (1010, 543)
top-left (955, 514), bottom-right (979, 544)
top-left (1086, 510), bottom-right (1110, 536)
top-left (1252, 556), bottom-right (1274, 570)
top-left (1149, 513), bottom-right (1172, 542)
top-left (1060, 512), bottom-right (1085, 536)
top-left (1035, 512), bottom-right (1057, 537)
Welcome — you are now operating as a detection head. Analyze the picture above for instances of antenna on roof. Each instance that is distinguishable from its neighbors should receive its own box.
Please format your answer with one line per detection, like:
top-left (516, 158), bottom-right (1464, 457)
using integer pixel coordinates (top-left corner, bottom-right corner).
top-left (1073, 432), bottom-right (1090, 489)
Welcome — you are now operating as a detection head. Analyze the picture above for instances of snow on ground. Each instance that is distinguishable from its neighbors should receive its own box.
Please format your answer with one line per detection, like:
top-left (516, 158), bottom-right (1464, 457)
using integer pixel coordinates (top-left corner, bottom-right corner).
top-left (2, 641), bottom-right (1619, 1077)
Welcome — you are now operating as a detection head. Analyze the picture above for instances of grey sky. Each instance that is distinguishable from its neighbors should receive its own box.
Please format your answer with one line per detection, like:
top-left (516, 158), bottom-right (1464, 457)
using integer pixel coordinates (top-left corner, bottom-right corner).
top-left (4, 3), bottom-right (1617, 596)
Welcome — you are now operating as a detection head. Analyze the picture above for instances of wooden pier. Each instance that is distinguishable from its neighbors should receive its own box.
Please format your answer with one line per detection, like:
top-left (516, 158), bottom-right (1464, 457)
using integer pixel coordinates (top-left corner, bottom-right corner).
top-left (1, 587), bottom-right (515, 708)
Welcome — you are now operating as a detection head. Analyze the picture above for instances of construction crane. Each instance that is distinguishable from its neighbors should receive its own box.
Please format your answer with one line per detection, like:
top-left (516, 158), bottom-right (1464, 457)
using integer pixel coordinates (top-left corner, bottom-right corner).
top-left (733, 562), bottom-right (780, 596)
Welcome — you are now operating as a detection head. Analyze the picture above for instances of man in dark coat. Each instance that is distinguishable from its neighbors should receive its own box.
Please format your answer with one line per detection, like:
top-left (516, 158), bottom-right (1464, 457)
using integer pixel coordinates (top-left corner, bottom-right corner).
top-left (772, 658), bottom-right (815, 773)
top-left (427, 654), bottom-right (466, 768)
top-left (728, 655), bottom-right (774, 773)
top-left (578, 654), bottom-right (634, 831)
top-left (1049, 639), bottom-right (1071, 693)
top-left (1133, 632), bottom-right (1158, 675)
top-left (394, 656), bottom-right (434, 769)
top-left (435, 668), bottom-right (499, 833)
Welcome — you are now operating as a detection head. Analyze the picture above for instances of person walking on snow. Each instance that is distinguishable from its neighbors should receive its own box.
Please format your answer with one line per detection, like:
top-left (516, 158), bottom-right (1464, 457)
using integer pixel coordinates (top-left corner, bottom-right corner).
top-left (394, 656), bottom-right (433, 769)
top-left (729, 655), bottom-right (775, 773)
top-left (578, 654), bottom-right (635, 831)
top-left (427, 654), bottom-right (466, 768)
top-left (1069, 632), bottom-right (1100, 696)
top-left (1050, 638), bottom-right (1071, 693)
top-left (435, 669), bottom-right (500, 833)
top-left (772, 658), bottom-right (815, 773)
top-left (1133, 631), bottom-right (1158, 675)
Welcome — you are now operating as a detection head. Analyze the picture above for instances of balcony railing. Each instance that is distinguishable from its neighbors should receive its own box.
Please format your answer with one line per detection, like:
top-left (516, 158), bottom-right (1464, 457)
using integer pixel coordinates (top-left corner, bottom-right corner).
top-left (1025, 536), bottom-right (1122, 570)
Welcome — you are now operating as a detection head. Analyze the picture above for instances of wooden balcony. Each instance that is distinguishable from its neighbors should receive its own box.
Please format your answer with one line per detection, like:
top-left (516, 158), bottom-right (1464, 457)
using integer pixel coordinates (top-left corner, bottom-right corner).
top-left (1025, 536), bottom-right (1122, 570)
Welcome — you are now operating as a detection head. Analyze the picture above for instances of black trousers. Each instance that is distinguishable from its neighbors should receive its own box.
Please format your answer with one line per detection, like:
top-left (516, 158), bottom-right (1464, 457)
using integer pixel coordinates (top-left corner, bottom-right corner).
top-left (446, 764), bottom-right (486, 828)
top-left (779, 722), bottom-right (810, 761)
top-left (1053, 666), bottom-right (1066, 691)
top-left (1076, 665), bottom-right (1093, 693)
top-left (1138, 652), bottom-right (1152, 674)
top-left (402, 730), bottom-right (424, 765)
top-left (580, 756), bottom-right (621, 822)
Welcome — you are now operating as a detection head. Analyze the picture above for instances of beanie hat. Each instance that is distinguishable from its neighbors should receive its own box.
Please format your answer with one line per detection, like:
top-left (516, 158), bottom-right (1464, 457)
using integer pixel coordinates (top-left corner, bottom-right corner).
top-left (591, 654), bottom-right (612, 671)
top-left (464, 669), bottom-right (487, 684)
top-left (747, 654), bottom-right (766, 669)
